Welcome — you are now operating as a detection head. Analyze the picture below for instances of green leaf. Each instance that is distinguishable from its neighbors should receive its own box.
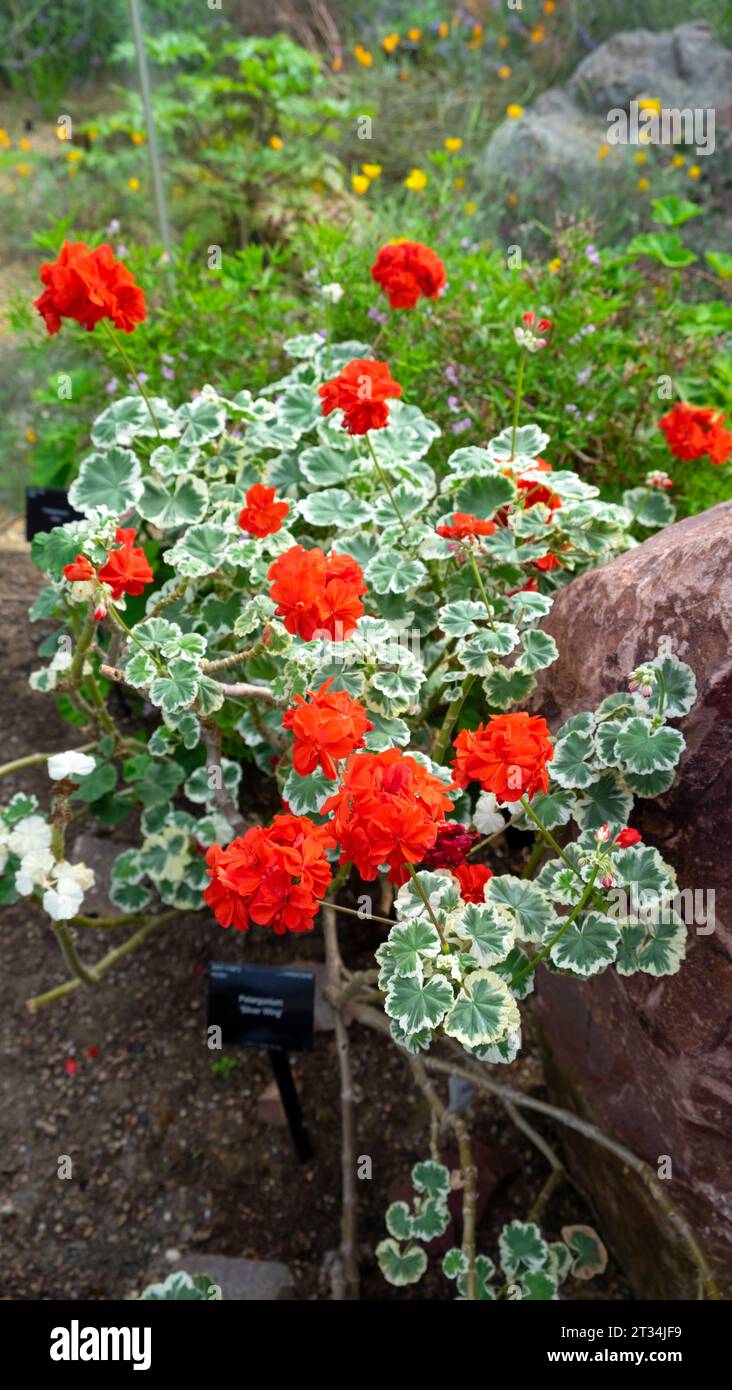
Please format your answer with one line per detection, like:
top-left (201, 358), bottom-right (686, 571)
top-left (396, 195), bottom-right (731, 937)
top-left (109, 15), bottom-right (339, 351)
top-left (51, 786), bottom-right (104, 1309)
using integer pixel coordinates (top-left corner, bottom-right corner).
top-left (520, 1271), bottom-right (558, 1300)
top-left (615, 718), bottom-right (684, 775)
top-left (482, 665), bottom-right (535, 707)
top-left (68, 447), bottom-right (143, 516)
top-left (385, 1201), bottom-right (413, 1240)
top-left (516, 629), bottom-right (558, 674)
top-left (550, 911), bottom-right (620, 977)
top-left (499, 1221), bottom-right (549, 1277)
top-left (650, 194), bottom-right (703, 227)
top-left (443, 968), bottom-right (519, 1047)
top-left (376, 1239), bottom-right (427, 1287)
top-left (281, 766), bottom-right (337, 815)
top-left (176, 397), bottom-right (226, 445)
top-left (365, 549), bottom-right (427, 594)
top-left (71, 760), bottom-right (117, 803)
top-left (385, 973), bottom-right (454, 1035)
top-left (514, 787), bottom-right (575, 831)
top-left (124, 649), bottom-right (157, 688)
top-left (412, 1161), bottom-right (451, 1201)
top-left (458, 624), bottom-right (519, 673)
top-left (91, 396), bottom-right (148, 447)
top-left (705, 250), bottom-right (732, 279)
top-left (622, 487), bottom-right (675, 529)
top-left (626, 231), bottom-right (697, 268)
top-left (647, 655), bottom-right (696, 719)
top-left (561, 1224), bottom-right (608, 1280)
top-left (442, 1248), bottom-right (468, 1280)
top-left (299, 442), bottom-right (358, 485)
top-left (551, 730), bottom-right (597, 789)
top-left (485, 876), bottom-right (556, 944)
top-left (438, 600), bottom-right (486, 639)
top-left (149, 659), bottom-right (201, 713)
top-left (386, 919), bottom-right (442, 978)
top-left (109, 879), bottom-right (153, 912)
top-left (137, 474), bottom-right (209, 529)
top-left (134, 759), bottom-right (186, 806)
top-left (454, 472), bottom-right (515, 517)
top-left (573, 772), bottom-right (633, 833)
top-left (277, 384), bottom-right (322, 434)
top-left (167, 523), bottom-right (230, 578)
top-left (412, 1197), bottom-right (450, 1241)
top-left (457, 902), bottom-right (515, 966)
top-left (298, 488), bottom-right (373, 530)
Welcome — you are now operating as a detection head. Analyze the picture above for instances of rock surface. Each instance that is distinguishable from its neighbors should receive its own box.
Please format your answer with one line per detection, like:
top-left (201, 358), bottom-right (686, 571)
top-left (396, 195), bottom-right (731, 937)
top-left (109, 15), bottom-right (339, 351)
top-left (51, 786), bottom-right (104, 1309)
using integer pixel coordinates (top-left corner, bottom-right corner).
top-left (531, 500), bottom-right (732, 1298)
top-left (480, 22), bottom-right (732, 186)
top-left (165, 1253), bottom-right (295, 1300)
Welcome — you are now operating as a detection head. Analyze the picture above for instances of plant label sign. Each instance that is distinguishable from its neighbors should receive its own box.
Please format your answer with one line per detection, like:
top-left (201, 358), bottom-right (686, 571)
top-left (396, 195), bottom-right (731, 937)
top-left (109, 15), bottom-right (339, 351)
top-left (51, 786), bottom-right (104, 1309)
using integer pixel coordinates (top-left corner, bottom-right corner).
top-left (208, 962), bottom-right (315, 1053)
top-left (26, 487), bottom-right (83, 541)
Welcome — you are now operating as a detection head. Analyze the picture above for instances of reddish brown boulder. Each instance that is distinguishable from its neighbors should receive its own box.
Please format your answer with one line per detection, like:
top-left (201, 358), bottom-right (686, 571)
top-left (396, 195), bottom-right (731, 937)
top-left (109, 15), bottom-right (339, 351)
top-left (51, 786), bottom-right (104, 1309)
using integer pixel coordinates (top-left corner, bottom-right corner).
top-left (531, 500), bottom-right (732, 1298)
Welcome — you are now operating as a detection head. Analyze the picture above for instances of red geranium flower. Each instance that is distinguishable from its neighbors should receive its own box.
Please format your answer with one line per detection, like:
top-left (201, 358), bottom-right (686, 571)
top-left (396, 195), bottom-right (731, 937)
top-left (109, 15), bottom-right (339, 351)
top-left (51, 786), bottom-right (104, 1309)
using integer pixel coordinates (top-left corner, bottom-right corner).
top-left (268, 544), bottom-right (366, 641)
top-left (34, 240), bottom-right (146, 336)
top-left (98, 528), bottom-right (153, 599)
top-left (63, 555), bottom-right (96, 584)
top-left (658, 402), bottom-right (732, 466)
top-left (283, 679), bottom-right (372, 779)
top-left (318, 358), bottom-right (402, 434)
top-left (238, 483), bottom-right (289, 538)
top-left (422, 822), bottom-right (480, 869)
top-left (323, 748), bottom-right (454, 883)
top-left (615, 828), bottom-right (642, 847)
top-left (452, 712), bottom-right (553, 803)
top-left (204, 814), bottom-right (335, 935)
top-left (436, 512), bottom-right (497, 541)
top-left (453, 862), bottom-right (493, 903)
top-left (534, 552), bottom-right (563, 572)
top-left (371, 240), bottom-right (447, 310)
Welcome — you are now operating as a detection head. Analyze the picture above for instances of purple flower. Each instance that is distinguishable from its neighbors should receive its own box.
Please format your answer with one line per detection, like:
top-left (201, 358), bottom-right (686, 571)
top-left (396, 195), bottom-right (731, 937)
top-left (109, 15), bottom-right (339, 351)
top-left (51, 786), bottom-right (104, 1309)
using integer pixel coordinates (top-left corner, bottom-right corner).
top-left (451, 417), bottom-right (472, 434)
top-left (564, 403), bottom-right (580, 416)
top-left (115, 244), bottom-right (128, 259)
top-left (460, 237), bottom-right (471, 249)
top-left (105, 376), bottom-right (119, 395)
top-left (447, 394), bottom-right (461, 412)
top-left (161, 366), bottom-right (175, 381)
top-left (161, 352), bottom-right (174, 365)
top-left (444, 364), bottom-right (460, 385)
top-left (318, 328), bottom-right (328, 340)
top-left (106, 218), bottom-right (121, 235)
top-left (466, 280), bottom-right (477, 292)
top-left (368, 307), bottom-right (388, 326)
top-left (586, 412), bottom-right (596, 422)
top-left (576, 367), bottom-right (593, 385)
top-left (585, 243), bottom-right (601, 266)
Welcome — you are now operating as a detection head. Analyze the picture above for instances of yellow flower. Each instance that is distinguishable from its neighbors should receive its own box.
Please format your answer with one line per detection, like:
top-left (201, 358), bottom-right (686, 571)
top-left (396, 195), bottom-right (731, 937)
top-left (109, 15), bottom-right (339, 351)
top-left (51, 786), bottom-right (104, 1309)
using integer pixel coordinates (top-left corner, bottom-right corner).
top-left (354, 44), bottom-right (373, 67)
top-left (131, 131), bottom-right (145, 145)
top-left (16, 163), bottom-right (31, 176)
top-left (506, 104), bottom-right (523, 119)
top-left (634, 152), bottom-right (647, 164)
top-left (438, 21), bottom-right (449, 39)
top-left (66, 148), bottom-right (82, 161)
top-left (19, 137), bottom-right (30, 151)
top-left (352, 173), bottom-right (370, 194)
top-left (548, 257), bottom-right (562, 272)
top-left (87, 126), bottom-right (98, 140)
top-left (383, 33), bottom-right (400, 53)
top-left (269, 135), bottom-right (283, 150)
top-left (498, 65), bottom-right (511, 79)
top-left (399, 69), bottom-right (411, 81)
top-left (637, 177), bottom-right (650, 192)
top-left (468, 24), bottom-right (484, 48)
top-left (544, 0), bottom-right (556, 12)
top-left (672, 154), bottom-right (686, 168)
top-left (506, 192), bottom-right (518, 207)
top-left (407, 29), bottom-right (421, 42)
top-left (531, 25), bottom-right (545, 43)
top-left (362, 162), bottom-right (382, 178)
top-left (444, 137), bottom-right (463, 152)
top-left (597, 143), bottom-right (610, 160)
top-left (128, 176), bottom-right (140, 191)
top-left (404, 167), bottom-right (428, 190)
top-left (498, 36), bottom-right (509, 48)
top-left (688, 164), bottom-right (701, 180)
top-left (332, 56), bottom-right (343, 72)
top-left (25, 428), bottom-right (36, 444)
top-left (453, 176), bottom-right (465, 190)
top-left (638, 97), bottom-right (661, 114)
top-left (465, 201), bottom-right (477, 214)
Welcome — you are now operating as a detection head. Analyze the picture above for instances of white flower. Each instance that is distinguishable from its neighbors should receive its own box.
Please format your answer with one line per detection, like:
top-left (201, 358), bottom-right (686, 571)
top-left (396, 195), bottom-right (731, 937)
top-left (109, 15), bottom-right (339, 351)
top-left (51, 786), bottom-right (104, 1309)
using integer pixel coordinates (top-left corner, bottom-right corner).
top-left (56, 859), bottom-right (96, 893)
top-left (8, 814), bottom-right (52, 859)
top-left (473, 792), bottom-right (506, 837)
top-left (42, 860), bottom-right (95, 921)
top-left (67, 579), bottom-right (96, 604)
top-left (321, 282), bottom-right (344, 303)
top-left (47, 750), bottom-right (96, 782)
top-left (16, 848), bottom-right (55, 895)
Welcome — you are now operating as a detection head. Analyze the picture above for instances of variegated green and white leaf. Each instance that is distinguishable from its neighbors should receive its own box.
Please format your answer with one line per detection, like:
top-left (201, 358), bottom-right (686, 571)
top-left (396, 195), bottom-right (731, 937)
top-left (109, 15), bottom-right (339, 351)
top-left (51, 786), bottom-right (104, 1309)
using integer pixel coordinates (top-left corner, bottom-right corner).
top-left (485, 875), bottom-right (556, 944)
top-left (646, 655), bottom-right (696, 719)
top-left (614, 718), bottom-right (685, 775)
top-left (412, 1161), bottom-right (451, 1201)
top-left (68, 447), bottom-right (143, 516)
top-left (385, 973), bottom-right (454, 1035)
top-left (438, 600), bottom-right (487, 639)
top-left (551, 730), bottom-right (598, 789)
top-left (513, 787), bottom-right (575, 831)
top-left (482, 665), bottom-right (535, 708)
top-left (550, 911), bottom-right (620, 976)
top-left (573, 772), bottom-right (634, 832)
top-left (281, 766), bottom-right (338, 815)
top-left (456, 902), bottom-right (515, 966)
top-left (458, 624), bottom-right (519, 673)
top-left (443, 968), bottom-right (519, 1047)
top-left (516, 629), bottom-right (558, 674)
top-left (376, 1239), bottom-right (427, 1287)
top-left (365, 549), bottom-right (427, 595)
top-left (499, 1221), bottom-right (549, 1277)
top-left (561, 1225), bottom-right (608, 1280)
top-left (149, 659), bottom-right (200, 713)
top-left (385, 919), bottom-right (443, 979)
top-left (412, 1197), bottom-right (450, 1242)
top-left (385, 1202), bottom-right (413, 1241)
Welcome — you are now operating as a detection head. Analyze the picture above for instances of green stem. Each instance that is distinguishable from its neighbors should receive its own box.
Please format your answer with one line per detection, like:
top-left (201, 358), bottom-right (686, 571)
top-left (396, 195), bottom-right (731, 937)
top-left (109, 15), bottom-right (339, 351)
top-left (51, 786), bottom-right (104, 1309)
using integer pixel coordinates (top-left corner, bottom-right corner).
top-left (467, 550), bottom-right (496, 629)
top-left (521, 834), bottom-right (546, 879)
top-left (52, 923), bottom-right (97, 989)
top-left (432, 674), bottom-right (475, 764)
top-left (509, 868), bottom-right (599, 991)
top-left (628, 487), bottom-right (651, 527)
top-left (0, 742), bottom-right (96, 780)
top-left (28, 912), bottom-right (177, 1011)
top-left (519, 796), bottom-right (607, 911)
top-left (510, 351), bottom-right (526, 459)
top-left (69, 608), bottom-right (97, 684)
top-left (365, 432), bottom-right (409, 536)
top-left (407, 863), bottom-right (450, 953)
top-left (100, 319), bottom-right (162, 439)
top-left (106, 605), bottom-right (165, 672)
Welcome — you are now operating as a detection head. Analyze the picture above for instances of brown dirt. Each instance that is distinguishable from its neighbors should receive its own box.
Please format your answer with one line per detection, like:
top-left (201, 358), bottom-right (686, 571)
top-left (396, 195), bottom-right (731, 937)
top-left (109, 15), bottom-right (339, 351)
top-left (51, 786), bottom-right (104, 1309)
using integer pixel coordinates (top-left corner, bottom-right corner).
top-left (0, 546), bottom-right (632, 1301)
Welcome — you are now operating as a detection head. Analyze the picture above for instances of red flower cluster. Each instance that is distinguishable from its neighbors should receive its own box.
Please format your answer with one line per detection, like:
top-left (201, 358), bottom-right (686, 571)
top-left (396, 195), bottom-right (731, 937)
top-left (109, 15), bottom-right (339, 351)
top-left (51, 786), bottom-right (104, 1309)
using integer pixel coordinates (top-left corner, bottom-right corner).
top-left (436, 512), bottom-right (496, 541)
top-left (35, 240), bottom-right (146, 336)
top-left (323, 748), bottom-right (454, 883)
top-left (238, 483), bottom-right (289, 538)
top-left (268, 544), bottom-right (366, 641)
top-left (283, 679), bottom-right (372, 779)
top-left (204, 813), bottom-right (335, 935)
top-left (453, 862), bottom-right (493, 903)
top-left (658, 402), bottom-right (732, 466)
top-left (422, 821), bottom-right (480, 869)
top-left (615, 827), bottom-right (642, 847)
top-left (63, 528), bottom-right (153, 602)
top-left (370, 240), bottom-right (447, 310)
top-left (318, 358), bottom-right (402, 434)
top-left (453, 712), bottom-right (553, 803)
